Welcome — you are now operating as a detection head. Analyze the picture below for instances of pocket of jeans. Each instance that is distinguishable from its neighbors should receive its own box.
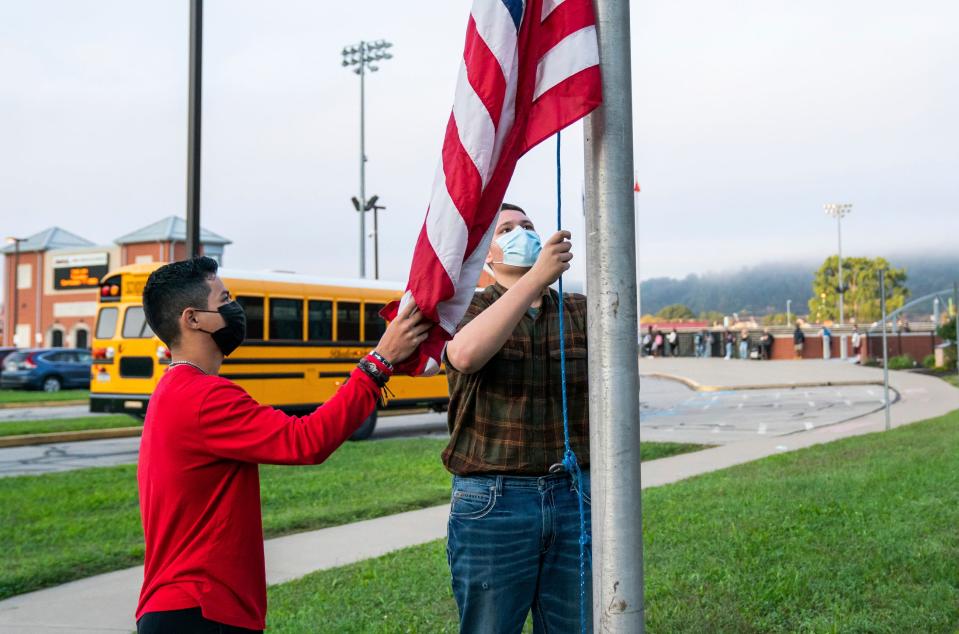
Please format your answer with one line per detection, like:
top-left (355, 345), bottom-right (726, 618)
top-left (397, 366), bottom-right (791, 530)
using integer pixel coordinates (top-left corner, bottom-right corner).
top-left (571, 478), bottom-right (591, 506)
top-left (575, 486), bottom-right (591, 506)
top-left (449, 487), bottom-right (496, 519)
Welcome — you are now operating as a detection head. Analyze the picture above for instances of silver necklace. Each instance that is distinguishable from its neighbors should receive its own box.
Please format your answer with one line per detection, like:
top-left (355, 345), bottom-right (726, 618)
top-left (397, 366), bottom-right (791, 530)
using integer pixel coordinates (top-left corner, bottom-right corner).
top-left (167, 360), bottom-right (209, 375)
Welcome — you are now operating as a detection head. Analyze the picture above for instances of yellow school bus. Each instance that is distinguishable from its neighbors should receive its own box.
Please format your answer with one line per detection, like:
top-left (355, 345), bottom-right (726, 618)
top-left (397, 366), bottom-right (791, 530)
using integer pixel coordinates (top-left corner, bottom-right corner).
top-left (90, 262), bottom-right (448, 439)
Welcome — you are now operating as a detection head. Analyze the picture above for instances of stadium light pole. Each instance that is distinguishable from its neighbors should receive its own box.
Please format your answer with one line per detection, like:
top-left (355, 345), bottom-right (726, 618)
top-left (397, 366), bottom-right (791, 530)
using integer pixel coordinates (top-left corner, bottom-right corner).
top-left (341, 39), bottom-right (393, 278)
top-left (5, 237), bottom-right (25, 347)
top-left (824, 203), bottom-right (852, 358)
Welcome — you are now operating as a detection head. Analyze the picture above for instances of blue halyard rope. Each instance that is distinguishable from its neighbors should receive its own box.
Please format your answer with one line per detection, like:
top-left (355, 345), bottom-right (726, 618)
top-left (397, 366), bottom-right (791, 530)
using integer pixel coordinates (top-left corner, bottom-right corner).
top-left (555, 130), bottom-right (589, 634)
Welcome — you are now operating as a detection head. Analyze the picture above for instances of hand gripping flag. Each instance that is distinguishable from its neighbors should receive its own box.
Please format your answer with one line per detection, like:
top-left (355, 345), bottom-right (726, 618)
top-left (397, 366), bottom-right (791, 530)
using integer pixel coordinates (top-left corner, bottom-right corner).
top-left (382, 0), bottom-right (602, 376)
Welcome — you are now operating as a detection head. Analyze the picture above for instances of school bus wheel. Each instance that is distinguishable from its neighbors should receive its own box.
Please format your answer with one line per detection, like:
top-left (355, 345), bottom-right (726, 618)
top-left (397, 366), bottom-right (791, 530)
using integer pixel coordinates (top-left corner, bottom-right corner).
top-left (350, 409), bottom-right (378, 441)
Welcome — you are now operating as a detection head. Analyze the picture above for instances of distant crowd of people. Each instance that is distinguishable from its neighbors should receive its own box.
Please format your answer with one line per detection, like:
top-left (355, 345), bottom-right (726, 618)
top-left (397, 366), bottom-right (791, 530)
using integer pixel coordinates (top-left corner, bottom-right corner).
top-left (640, 327), bottom-right (680, 357)
top-left (641, 323), bottom-right (865, 362)
top-left (642, 326), bottom-right (777, 360)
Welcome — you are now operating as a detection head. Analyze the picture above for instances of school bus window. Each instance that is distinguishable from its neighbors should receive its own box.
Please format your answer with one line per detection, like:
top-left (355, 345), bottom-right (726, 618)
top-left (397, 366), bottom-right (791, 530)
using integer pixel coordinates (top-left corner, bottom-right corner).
top-left (96, 307), bottom-right (119, 339)
top-left (122, 306), bottom-right (155, 339)
top-left (337, 301), bottom-right (361, 342)
top-left (237, 296), bottom-right (264, 340)
top-left (270, 298), bottom-right (303, 341)
top-left (364, 303), bottom-right (387, 342)
top-left (308, 300), bottom-right (333, 342)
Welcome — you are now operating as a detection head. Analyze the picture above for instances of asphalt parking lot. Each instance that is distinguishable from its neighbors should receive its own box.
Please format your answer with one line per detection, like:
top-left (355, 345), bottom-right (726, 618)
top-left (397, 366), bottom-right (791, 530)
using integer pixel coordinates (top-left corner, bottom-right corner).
top-left (640, 376), bottom-right (891, 445)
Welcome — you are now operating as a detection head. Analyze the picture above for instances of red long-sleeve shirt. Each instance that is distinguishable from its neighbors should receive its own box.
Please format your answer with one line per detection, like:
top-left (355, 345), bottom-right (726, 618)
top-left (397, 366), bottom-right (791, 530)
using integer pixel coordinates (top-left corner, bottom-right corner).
top-left (136, 364), bottom-right (379, 630)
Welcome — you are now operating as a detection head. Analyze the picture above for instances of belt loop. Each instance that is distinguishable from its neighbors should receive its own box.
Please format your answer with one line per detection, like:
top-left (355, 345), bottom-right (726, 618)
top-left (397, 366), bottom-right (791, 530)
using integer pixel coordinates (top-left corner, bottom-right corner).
top-left (494, 475), bottom-right (503, 496)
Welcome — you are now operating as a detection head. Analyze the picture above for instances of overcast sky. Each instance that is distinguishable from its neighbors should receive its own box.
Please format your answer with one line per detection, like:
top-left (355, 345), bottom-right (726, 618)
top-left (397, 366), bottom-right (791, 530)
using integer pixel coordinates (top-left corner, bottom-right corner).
top-left (1, 0), bottom-right (956, 290)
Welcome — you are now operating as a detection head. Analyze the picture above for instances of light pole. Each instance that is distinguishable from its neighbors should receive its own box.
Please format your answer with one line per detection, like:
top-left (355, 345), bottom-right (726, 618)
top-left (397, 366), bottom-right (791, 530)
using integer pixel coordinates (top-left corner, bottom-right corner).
top-left (186, 0), bottom-right (203, 258)
top-left (342, 39), bottom-right (393, 278)
top-left (879, 270), bottom-right (891, 430)
top-left (353, 195), bottom-right (386, 280)
top-left (824, 202), bottom-right (852, 358)
top-left (4, 237), bottom-right (25, 347)
top-left (954, 282), bottom-right (958, 379)
top-left (786, 299), bottom-right (792, 326)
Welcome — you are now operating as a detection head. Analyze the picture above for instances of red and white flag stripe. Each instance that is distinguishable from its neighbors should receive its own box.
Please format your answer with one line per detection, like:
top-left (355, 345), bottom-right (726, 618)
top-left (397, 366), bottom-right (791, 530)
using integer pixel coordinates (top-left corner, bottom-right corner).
top-left (384, 0), bottom-right (602, 376)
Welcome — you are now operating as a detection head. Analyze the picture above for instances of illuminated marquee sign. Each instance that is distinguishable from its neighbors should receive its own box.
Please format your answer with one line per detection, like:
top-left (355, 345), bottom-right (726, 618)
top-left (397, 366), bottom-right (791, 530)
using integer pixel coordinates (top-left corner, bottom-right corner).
top-left (52, 253), bottom-right (110, 290)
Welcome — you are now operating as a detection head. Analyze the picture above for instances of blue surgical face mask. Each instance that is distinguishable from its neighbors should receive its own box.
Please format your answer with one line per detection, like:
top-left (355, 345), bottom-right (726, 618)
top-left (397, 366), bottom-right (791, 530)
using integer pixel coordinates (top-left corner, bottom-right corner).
top-left (493, 226), bottom-right (542, 268)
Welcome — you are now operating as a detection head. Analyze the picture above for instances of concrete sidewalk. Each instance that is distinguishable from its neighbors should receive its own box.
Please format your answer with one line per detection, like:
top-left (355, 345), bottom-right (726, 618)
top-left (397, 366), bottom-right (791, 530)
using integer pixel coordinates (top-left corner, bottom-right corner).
top-left (2, 360), bottom-right (957, 633)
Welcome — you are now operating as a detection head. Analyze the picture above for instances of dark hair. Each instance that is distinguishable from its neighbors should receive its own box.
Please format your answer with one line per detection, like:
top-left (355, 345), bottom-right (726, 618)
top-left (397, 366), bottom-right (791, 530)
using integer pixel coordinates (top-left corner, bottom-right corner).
top-left (499, 202), bottom-right (526, 214)
top-left (142, 257), bottom-right (219, 347)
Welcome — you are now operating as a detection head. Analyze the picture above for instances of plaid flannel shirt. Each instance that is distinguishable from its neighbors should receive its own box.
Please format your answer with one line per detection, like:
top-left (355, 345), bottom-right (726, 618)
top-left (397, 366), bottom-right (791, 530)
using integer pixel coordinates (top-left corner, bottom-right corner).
top-left (443, 284), bottom-right (590, 475)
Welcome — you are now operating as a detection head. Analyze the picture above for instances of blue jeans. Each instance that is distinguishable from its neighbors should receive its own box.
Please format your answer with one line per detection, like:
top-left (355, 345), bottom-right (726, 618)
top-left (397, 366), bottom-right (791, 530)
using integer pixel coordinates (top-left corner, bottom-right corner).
top-left (447, 472), bottom-right (592, 633)
top-left (739, 341), bottom-right (749, 359)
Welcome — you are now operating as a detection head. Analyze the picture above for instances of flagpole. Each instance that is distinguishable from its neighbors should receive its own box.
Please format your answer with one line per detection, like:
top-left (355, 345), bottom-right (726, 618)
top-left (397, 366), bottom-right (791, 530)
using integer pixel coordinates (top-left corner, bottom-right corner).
top-left (583, 0), bottom-right (644, 631)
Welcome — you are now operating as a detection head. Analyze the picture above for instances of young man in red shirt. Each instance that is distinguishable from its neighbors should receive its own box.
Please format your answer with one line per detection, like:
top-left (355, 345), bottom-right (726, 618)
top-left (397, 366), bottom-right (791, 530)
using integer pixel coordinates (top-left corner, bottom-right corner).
top-left (135, 257), bottom-right (429, 634)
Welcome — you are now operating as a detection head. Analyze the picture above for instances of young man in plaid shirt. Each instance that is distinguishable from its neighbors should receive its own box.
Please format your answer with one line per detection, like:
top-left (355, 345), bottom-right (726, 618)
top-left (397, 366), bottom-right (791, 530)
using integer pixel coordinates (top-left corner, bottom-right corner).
top-left (444, 203), bottom-right (591, 633)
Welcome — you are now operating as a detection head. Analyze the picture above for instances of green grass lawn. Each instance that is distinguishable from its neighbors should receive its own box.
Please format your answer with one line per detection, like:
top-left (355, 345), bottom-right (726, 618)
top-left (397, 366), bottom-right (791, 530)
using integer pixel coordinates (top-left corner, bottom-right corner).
top-left (267, 409), bottom-right (959, 633)
top-left (0, 438), bottom-right (704, 600)
top-left (269, 540), bottom-right (457, 633)
top-left (0, 389), bottom-right (88, 404)
top-left (640, 441), bottom-right (709, 461)
top-left (944, 374), bottom-right (959, 389)
top-left (0, 415), bottom-right (138, 438)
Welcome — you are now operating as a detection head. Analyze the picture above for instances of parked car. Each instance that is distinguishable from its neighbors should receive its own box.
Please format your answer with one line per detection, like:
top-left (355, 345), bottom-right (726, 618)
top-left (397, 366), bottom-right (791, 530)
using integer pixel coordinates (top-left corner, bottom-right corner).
top-left (0, 347), bottom-right (17, 379)
top-left (0, 348), bottom-right (92, 392)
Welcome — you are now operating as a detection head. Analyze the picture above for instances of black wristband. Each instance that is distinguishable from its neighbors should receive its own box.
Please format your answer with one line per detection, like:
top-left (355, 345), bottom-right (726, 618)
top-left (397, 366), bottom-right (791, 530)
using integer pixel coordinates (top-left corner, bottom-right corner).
top-left (357, 358), bottom-right (389, 388)
top-left (370, 350), bottom-right (394, 372)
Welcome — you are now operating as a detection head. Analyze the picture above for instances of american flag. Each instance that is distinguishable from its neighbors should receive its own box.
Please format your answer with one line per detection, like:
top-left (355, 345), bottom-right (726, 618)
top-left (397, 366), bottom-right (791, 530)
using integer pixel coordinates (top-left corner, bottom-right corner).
top-left (383, 0), bottom-right (602, 376)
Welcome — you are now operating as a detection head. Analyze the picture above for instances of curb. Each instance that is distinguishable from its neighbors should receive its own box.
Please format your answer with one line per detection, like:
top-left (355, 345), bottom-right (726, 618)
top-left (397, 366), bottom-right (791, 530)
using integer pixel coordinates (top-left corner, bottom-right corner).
top-left (0, 399), bottom-right (88, 410)
top-left (643, 371), bottom-right (886, 393)
top-left (0, 426), bottom-right (142, 449)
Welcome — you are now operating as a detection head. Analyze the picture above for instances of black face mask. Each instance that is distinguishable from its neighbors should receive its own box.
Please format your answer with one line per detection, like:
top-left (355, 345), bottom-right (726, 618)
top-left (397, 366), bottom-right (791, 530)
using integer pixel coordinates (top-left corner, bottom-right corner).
top-left (195, 301), bottom-right (247, 356)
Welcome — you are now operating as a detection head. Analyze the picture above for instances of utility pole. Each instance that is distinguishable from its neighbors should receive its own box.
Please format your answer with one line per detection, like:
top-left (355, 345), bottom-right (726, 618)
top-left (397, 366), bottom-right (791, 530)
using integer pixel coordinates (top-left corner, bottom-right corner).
top-left (824, 203), bottom-right (852, 358)
top-left (342, 40), bottom-right (393, 278)
top-left (584, 0), bottom-right (644, 630)
top-left (185, 0), bottom-right (203, 259)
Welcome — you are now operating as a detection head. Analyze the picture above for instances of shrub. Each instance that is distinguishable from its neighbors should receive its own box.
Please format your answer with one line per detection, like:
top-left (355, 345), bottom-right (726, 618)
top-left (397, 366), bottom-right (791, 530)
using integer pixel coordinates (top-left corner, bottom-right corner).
top-left (943, 347), bottom-right (957, 372)
top-left (938, 320), bottom-right (956, 342)
top-left (923, 354), bottom-right (937, 369)
top-left (889, 355), bottom-right (916, 370)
